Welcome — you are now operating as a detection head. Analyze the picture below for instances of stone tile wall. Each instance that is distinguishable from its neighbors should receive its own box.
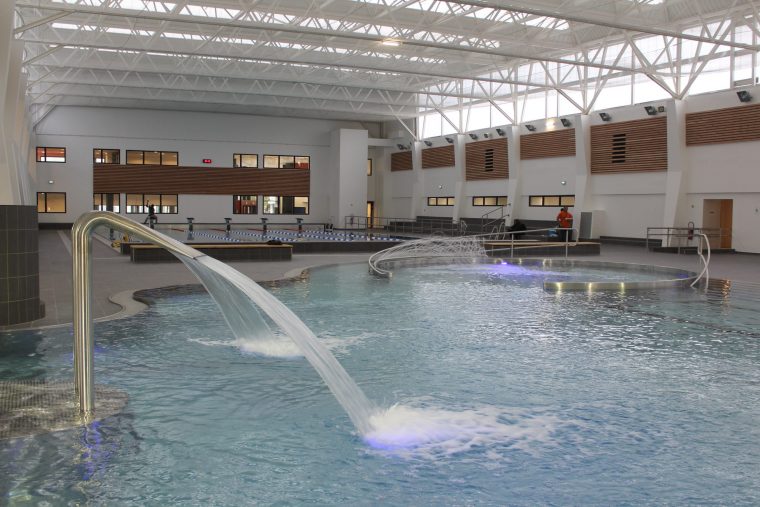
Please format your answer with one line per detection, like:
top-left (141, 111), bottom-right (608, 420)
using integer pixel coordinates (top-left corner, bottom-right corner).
top-left (0, 205), bottom-right (45, 325)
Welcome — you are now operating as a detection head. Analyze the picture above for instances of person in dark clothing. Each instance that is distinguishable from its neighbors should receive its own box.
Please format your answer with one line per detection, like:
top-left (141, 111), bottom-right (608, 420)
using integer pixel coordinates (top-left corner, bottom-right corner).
top-left (143, 203), bottom-right (157, 225)
top-left (507, 219), bottom-right (527, 239)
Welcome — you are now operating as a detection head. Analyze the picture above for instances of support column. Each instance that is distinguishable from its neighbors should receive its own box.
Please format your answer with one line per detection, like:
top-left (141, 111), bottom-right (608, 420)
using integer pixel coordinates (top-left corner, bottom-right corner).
top-left (663, 99), bottom-right (688, 246)
top-left (329, 129), bottom-right (369, 228)
top-left (505, 126), bottom-right (522, 226)
top-left (409, 141), bottom-right (423, 219)
top-left (452, 134), bottom-right (466, 223)
top-left (573, 115), bottom-right (593, 239)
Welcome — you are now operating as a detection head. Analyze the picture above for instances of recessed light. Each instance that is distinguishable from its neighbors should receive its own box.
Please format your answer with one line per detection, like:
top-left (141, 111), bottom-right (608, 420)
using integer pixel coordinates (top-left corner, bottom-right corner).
top-left (381, 39), bottom-right (402, 47)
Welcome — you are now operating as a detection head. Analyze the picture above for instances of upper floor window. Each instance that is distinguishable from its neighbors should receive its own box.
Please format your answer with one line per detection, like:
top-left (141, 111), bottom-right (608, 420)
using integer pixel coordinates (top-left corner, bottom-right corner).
top-left (472, 196), bottom-right (507, 206)
top-left (529, 195), bottom-right (575, 207)
top-left (126, 150), bottom-right (179, 166)
top-left (93, 193), bottom-right (120, 212)
top-left (263, 155), bottom-right (310, 169)
top-left (36, 147), bottom-right (66, 163)
top-left (233, 154), bottom-right (258, 168)
top-left (37, 192), bottom-right (66, 213)
top-left (93, 149), bottom-right (120, 164)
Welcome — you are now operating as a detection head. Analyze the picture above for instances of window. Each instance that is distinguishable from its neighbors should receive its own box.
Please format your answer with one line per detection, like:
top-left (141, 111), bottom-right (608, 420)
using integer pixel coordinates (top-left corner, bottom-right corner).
top-left (529, 195), bottom-right (575, 207)
top-left (263, 196), bottom-right (309, 215)
top-left (93, 193), bottom-right (120, 212)
top-left (427, 197), bottom-right (455, 206)
top-left (93, 149), bottom-right (120, 164)
top-left (263, 155), bottom-right (310, 169)
top-left (37, 192), bottom-right (66, 213)
top-left (367, 158), bottom-right (373, 176)
top-left (484, 148), bottom-right (494, 171)
top-left (125, 150), bottom-right (179, 165)
top-left (125, 194), bottom-right (178, 213)
top-left (36, 147), bottom-right (66, 163)
top-left (233, 154), bottom-right (258, 168)
top-left (233, 195), bottom-right (258, 214)
top-left (472, 196), bottom-right (507, 206)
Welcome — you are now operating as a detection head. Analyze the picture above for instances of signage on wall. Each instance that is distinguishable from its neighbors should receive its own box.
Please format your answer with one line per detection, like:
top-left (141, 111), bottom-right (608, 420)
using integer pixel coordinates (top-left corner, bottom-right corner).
top-left (202, 159), bottom-right (212, 164)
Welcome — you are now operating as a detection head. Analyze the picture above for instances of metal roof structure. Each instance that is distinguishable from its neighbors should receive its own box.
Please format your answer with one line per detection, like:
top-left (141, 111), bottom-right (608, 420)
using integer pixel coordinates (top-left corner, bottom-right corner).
top-left (13, 0), bottom-right (760, 130)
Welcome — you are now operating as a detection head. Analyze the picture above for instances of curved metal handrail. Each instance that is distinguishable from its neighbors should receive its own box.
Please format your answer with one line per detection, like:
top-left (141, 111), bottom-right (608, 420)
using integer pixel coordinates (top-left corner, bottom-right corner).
top-left (690, 233), bottom-right (711, 288)
top-left (368, 226), bottom-right (579, 277)
top-left (72, 212), bottom-right (206, 417)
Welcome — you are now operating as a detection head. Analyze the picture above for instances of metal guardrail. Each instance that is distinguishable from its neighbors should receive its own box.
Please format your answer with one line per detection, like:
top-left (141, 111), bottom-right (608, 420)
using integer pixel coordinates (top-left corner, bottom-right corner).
top-left (645, 226), bottom-right (729, 251)
top-left (690, 233), bottom-right (711, 288)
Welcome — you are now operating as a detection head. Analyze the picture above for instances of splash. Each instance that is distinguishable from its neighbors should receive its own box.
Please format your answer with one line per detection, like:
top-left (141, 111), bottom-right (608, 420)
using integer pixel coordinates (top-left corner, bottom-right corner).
top-left (364, 404), bottom-right (566, 458)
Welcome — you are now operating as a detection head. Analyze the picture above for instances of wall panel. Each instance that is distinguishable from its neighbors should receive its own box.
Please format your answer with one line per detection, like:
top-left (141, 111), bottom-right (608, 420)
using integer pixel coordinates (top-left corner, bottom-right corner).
top-left (93, 165), bottom-right (310, 195)
top-left (520, 129), bottom-right (576, 159)
top-left (686, 103), bottom-right (760, 145)
top-left (465, 138), bottom-right (508, 181)
top-left (590, 117), bottom-right (667, 174)
top-left (421, 145), bottom-right (455, 169)
top-left (390, 151), bottom-right (413, 171)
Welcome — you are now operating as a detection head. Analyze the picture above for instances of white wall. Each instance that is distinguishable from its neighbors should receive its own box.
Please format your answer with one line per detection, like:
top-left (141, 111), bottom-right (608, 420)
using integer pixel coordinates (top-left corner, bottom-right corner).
top-left (34, 106), bottom-right (371, 224)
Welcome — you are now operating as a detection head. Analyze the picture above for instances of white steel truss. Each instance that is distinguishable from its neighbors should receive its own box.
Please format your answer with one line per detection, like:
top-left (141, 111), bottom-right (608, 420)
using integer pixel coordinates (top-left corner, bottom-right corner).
top-left (11, 0), bottom-right (760, 132)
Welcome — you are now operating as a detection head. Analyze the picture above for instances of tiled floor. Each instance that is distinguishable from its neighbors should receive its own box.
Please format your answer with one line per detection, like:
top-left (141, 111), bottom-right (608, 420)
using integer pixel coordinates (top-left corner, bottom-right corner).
top-left (5, 230), bottom-right (760, 330)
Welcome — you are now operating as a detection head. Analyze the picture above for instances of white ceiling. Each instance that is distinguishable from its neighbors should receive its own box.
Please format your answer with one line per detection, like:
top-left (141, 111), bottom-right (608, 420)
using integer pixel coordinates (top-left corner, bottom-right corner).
top-left (14, 0), bottom-right (760, 126)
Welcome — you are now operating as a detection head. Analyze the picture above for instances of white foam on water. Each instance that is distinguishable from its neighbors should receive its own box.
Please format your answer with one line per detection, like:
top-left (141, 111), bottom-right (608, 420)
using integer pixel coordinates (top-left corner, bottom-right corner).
top-left (187, 332), bottom-right (374, 358)
top-left (364, 403), bottom-right (566, 459)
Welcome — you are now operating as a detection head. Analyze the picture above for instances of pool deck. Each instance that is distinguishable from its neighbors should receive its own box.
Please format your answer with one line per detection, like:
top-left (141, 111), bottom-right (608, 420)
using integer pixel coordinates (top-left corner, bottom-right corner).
top-left (3, 230), bottom-right (759, 331)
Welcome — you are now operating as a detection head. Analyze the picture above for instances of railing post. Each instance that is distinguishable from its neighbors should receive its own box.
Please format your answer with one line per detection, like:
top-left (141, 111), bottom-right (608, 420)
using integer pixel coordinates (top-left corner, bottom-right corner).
top-left (72, 221), bottom-right (94, 417)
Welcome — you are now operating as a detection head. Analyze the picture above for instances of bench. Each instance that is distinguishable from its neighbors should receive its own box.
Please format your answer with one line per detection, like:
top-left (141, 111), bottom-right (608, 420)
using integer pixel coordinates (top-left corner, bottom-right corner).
top-left (130, 243), bottom-right (292, 263)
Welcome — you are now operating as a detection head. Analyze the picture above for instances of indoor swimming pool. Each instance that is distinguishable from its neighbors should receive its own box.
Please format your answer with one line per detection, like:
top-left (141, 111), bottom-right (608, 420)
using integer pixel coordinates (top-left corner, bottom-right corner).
top-left (1, 262), bottom-right (759, 505)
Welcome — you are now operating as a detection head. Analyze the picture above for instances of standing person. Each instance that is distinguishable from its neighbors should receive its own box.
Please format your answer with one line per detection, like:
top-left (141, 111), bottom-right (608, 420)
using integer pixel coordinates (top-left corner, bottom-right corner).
top-left (144, 202), bottom-right (157, 225)
top-left (556, 206), bottom-right (573, 242)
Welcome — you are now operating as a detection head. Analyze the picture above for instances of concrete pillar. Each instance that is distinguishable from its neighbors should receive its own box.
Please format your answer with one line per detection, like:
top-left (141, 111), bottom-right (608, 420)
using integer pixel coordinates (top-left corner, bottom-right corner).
top-left (0, 0), bottom-right (17, 205)
top-left (452, 134), bottom-right (466, 223)
top-left (663, 99), bottom-right (688, 246)
top-left (329, 129), bottom-right (369, 228)
top-left (409, 141), bottom-right (423, 219)
top-left (505, 126), bottom-right (522, 226)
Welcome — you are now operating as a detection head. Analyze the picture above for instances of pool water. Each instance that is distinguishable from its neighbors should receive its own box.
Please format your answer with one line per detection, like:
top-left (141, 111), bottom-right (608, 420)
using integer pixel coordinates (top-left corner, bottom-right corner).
top-left (2, 263), bottom-right (759, 505)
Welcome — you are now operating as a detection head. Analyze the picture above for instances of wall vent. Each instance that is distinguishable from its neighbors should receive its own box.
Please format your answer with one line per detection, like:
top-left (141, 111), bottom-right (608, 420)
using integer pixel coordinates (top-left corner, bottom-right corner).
top-left (484, 148), bottom-right (494, 170)
top-left (611, 133), bottom-right (626, 164)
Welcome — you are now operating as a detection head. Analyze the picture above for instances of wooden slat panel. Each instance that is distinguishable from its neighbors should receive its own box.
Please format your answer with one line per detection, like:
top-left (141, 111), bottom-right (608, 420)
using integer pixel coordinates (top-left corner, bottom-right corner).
top-left (520, 129), bottom-right (576, 159)
top-left (93, 165), bottom-right (310, 195)
top-left (590, 117), bottom-right (667, 174)
top-left (390, 151), bottom-right (413, 171)
top-left (686, 103), bottom-right (760, 145)
top-left (465, 138), bottom-right (508, 181)
top-left (421, 145), bottom-right (455, 169)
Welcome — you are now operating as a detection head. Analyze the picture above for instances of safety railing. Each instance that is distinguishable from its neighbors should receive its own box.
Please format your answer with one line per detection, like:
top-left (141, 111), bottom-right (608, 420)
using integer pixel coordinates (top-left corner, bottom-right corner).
top-left (480, 205), bottom-right (510, 232)
top-left (344, 215), bottom-right (465, 236)
top-left (645, 226), bottom-right (728, 252)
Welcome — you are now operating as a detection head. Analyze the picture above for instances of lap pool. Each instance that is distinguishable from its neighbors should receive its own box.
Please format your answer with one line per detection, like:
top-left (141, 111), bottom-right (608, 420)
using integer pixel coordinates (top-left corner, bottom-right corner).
top-left (1, 261), bottom-right (759, 505)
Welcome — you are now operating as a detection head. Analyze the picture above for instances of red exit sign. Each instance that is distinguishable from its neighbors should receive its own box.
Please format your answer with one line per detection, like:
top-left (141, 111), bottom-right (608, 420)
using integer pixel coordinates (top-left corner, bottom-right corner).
top-left (202, 158), bottom-right (212, 164)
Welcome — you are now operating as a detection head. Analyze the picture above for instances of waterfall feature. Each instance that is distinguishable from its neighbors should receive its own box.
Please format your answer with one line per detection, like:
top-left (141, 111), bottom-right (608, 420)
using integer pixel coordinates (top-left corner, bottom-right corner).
top-left (182, 255), bottom-right (376, 435)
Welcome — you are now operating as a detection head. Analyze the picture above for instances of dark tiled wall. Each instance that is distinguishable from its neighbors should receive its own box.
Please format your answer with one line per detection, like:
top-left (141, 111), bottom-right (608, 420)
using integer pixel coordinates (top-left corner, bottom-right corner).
top-left (0, 205), bottom-right (45, 325)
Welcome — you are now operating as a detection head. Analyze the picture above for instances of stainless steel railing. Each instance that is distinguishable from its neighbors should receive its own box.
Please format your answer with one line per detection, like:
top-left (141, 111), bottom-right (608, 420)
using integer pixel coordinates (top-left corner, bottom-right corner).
top-left (645, 226), bottom-right (729, 251)
top-left (72, 212), bottom-right (204, 417)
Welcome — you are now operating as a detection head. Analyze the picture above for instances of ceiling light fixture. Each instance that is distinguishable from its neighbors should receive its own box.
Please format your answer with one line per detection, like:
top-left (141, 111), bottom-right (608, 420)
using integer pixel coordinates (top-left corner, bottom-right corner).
top-left (381, 39), bottom-right (402, 47)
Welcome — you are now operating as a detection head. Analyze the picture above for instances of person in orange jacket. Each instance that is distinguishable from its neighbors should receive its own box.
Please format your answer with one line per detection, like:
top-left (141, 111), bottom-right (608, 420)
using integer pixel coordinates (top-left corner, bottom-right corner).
top-left (556, 206), bottom-right (573, 241)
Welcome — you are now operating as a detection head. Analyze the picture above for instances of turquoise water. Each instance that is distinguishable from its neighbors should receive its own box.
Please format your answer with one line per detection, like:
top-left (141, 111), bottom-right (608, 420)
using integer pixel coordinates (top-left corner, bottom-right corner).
top-left (2, 263), bottom-right (760, 505)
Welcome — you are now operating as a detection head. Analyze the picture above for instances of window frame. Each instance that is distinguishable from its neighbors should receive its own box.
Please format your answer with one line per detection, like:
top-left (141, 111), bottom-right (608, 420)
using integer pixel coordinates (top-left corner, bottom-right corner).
top-left (367, 158), bottom-right (373, 176)
top-left (528, 195), bottom-right (576, 207)
top-left (263, 154), bottom-right (311, 169)
top-left (427, 196), bottom-right (455, 206)
top-left (233, 153), bottom-right (259, 168)
top-left (93, 148), bottom-right (120, 164)
top-left (125, 150), bottom-right (179, 166)
top-left (36, 147), bottom-right (66, 163)
top-left (472, 196), bottom-right (507, 207)
top-left (93, 193), bottom-right (121, 212)
top-left (37, 192), bottom-right (67, 213)
top-left (262, 195), bottom-right (310, 215)
top-left (125, 193), bottom-right (179, 214)
top-left (233, 194), bottom-right (259, 214)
